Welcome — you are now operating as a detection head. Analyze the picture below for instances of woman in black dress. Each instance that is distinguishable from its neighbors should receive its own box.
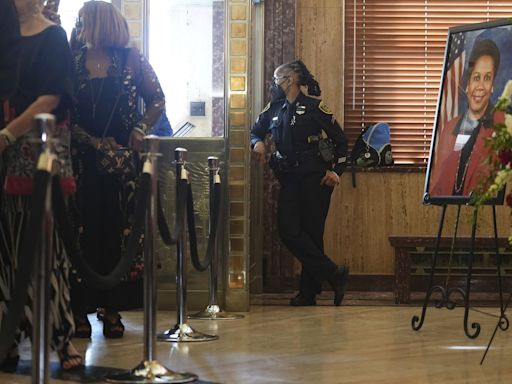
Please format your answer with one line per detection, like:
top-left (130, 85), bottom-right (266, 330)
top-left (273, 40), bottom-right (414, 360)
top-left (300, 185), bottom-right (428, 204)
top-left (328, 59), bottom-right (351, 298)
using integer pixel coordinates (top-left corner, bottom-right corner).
top-left (70, 0), bottom-right (166, 339)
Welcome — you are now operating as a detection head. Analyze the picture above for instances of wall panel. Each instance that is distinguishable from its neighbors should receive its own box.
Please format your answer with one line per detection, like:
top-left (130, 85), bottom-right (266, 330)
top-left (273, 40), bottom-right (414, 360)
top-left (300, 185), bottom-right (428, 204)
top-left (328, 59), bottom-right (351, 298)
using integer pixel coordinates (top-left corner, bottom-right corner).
top-left (325, 171), bottom-right (512, 275)
top-left (296, 0), bottom-right (343, 120)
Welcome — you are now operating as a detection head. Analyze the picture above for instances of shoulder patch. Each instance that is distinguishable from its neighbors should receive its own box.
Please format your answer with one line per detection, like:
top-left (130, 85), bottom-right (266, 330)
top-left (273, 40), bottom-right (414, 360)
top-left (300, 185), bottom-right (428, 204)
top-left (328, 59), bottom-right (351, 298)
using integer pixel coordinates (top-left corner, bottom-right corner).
top-left (318, 100), bottom-right (333, 115)
top-left (261, 102), bottom-right (271, 113)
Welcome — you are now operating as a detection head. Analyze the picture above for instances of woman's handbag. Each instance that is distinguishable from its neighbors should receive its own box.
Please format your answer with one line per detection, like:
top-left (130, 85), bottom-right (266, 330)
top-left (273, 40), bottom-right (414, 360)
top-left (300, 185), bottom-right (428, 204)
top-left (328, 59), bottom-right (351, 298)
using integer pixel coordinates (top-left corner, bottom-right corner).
top-left (94, 90), bottom-right (135, 176)
top-left (96, 147), bottom-right (135, 175)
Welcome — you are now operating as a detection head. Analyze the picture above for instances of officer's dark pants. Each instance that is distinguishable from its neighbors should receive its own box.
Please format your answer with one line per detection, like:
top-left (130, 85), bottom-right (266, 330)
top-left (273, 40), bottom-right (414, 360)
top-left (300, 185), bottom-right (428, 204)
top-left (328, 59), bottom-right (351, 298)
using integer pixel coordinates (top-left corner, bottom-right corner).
top-left (277, 169), bottom-right (338, 298)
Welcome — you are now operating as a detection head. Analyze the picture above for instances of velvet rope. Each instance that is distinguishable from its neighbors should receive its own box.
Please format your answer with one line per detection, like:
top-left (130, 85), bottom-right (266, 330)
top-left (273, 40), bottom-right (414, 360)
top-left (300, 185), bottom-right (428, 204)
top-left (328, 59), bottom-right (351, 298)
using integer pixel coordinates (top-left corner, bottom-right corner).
top-left (156, 177), bottom-right (188, 246)
top-left (53, 172), bottom-right (150, 290)
top-left (187, 182), bottom-right (221, 272)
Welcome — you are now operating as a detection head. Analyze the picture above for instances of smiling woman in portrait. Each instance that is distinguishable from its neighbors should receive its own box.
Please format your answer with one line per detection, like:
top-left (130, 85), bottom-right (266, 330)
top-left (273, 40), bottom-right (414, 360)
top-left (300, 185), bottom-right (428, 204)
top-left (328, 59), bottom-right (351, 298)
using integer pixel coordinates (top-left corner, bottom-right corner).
top-left (429, 38), bottom-right (503, 198)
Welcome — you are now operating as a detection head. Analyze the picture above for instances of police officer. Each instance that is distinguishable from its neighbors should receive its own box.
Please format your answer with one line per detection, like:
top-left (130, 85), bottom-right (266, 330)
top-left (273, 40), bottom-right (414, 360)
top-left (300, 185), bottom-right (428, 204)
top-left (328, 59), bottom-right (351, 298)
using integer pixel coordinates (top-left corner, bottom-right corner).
top-left (251, 60), bottom-right (349, 306)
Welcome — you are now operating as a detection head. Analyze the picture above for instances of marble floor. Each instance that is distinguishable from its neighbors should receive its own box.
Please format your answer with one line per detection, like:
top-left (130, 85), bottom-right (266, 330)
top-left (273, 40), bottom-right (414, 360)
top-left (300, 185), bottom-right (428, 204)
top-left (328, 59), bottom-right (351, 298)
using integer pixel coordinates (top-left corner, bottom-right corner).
top-left (1, 303), bottom-right (512, 383)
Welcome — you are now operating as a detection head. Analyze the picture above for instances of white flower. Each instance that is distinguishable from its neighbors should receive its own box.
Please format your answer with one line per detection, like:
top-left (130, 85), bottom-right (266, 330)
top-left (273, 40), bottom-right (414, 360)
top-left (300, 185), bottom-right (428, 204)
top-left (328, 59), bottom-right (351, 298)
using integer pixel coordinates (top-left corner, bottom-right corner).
top-left (494, 174), bottom-right (503, 185)
top-left (477, 81), bottom-right (512, 209)
top-left (492, 169), bottom-right (512, 194)
top-left (501, 80), bottom-right (512, 100)
top-left (495, 168), bottom-right (511, 185)
top-left (506, 114), bottom-right (512, 136)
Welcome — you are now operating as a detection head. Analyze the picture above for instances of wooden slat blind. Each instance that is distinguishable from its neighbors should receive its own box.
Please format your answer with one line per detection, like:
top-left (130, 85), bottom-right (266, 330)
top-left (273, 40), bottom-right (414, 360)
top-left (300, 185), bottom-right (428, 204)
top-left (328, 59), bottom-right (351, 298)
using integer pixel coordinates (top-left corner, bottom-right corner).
top-left (344, 0), bottom-right (512, 164)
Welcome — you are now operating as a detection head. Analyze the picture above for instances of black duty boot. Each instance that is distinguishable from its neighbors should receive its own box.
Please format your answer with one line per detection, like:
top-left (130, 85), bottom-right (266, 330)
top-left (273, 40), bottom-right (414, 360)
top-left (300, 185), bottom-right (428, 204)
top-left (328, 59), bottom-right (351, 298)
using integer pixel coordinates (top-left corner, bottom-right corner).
top-left (289, 294), bottom-right (317, 306)
top-left (330, 266), bottom-right (350, 306)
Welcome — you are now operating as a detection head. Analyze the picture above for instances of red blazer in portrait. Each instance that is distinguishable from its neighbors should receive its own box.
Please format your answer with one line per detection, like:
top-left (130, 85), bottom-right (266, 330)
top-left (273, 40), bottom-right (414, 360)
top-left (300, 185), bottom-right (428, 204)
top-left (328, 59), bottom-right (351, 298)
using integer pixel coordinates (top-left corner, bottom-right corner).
top-left (429, 111), bottom-right (503, 197)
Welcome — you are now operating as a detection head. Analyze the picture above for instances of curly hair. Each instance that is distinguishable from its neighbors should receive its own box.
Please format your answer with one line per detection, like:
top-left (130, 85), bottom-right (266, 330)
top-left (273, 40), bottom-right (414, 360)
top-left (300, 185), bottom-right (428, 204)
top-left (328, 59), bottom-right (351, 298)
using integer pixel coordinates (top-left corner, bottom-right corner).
top-left (279, 60), bottom-right (321, 96)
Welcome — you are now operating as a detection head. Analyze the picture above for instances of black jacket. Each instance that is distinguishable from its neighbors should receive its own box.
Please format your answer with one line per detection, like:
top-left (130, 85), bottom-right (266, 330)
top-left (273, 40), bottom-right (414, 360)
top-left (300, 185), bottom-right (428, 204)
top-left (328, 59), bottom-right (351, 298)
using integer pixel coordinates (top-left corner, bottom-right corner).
top-left (250, 92), bottom-right (348, 175)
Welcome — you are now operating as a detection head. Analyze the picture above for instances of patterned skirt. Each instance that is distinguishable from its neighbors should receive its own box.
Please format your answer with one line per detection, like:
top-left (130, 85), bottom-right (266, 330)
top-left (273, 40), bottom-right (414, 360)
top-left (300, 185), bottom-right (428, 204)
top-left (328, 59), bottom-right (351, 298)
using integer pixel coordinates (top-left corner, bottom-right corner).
top-left (0, 194), bottom-right (75, 351)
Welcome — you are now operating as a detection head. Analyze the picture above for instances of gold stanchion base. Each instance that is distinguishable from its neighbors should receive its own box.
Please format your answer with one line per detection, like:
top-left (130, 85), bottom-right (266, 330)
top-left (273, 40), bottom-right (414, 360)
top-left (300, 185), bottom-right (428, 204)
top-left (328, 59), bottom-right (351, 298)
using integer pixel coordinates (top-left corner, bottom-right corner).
top-left (188, 305), bottom-right (244, 320)
top-left (105, 360), bottom-right (197, 383)
top-left (157, 323), bottom-right (218, 342)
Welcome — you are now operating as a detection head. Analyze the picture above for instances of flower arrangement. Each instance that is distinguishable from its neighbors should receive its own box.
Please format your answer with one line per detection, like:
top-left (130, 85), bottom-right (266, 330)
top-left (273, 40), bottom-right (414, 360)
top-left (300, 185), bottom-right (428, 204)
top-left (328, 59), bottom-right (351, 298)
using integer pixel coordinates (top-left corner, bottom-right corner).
top-left (474, 80), bottom-right (512, 214)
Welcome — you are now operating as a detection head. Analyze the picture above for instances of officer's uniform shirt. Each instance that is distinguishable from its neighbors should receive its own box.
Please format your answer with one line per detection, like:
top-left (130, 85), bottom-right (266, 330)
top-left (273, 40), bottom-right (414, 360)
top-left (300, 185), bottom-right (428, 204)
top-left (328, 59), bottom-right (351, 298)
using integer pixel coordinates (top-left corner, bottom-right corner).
top-left (251, 91), bottom-right (348, 176)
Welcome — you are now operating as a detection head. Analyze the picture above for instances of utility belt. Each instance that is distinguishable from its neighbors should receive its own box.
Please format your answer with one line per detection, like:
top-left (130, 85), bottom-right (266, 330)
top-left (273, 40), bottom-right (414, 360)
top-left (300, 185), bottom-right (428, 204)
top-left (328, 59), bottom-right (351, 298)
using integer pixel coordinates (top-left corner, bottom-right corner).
top-left (270, 141), bottom-right (334, 177)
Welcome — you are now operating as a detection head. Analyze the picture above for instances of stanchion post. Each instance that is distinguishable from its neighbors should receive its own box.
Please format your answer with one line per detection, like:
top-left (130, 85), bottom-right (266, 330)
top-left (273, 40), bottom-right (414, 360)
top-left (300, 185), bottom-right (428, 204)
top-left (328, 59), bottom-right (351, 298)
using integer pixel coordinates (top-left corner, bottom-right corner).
top-left (157, 149), bottom-right (218, 342)
top-left (144, 137), bottom-right (159, 362)
top-left (207, 157), bottom-right (219, 306)
top-left (106, 137), bottom-right (197, 383)
top-left (32, 113), bottom-right (57, 384)
top-left (189, 156), bottom-right (243, 320)
top-left (175, 148), bottom-right (187, 325)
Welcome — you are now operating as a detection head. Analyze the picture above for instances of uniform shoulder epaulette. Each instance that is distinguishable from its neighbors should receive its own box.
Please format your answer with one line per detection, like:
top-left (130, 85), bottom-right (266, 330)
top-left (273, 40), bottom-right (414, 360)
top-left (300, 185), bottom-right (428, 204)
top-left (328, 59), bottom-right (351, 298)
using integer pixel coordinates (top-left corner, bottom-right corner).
top-left (318, 100), bottom-right (333, 115)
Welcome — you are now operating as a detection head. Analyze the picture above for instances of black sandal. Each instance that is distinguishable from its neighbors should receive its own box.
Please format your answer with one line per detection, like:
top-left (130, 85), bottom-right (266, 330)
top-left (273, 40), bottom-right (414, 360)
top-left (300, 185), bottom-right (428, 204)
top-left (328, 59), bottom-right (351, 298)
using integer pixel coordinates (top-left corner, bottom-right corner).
top-left (103, 313), bottom-right (125, 339)
top-left (74, 315), bottom-right (92, 339)
top-left (58, 342), bottom-right (83, 371)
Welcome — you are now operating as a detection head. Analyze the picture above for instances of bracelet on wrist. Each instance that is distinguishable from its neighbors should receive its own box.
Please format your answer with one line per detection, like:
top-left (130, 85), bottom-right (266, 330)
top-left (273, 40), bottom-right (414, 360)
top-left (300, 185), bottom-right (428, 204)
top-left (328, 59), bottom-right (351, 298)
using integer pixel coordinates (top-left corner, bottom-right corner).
top-left (136, 122), bottom-right (149, 134)
top-left (133, 126), bottom-right (146, 136)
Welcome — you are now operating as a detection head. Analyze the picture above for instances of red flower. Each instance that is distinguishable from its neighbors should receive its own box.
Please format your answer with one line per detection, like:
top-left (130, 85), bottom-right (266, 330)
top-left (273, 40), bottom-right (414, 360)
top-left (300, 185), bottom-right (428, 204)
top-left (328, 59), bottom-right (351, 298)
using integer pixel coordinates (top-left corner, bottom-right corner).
top-left (498, 149), bottom-right (512, 166)
top-left (506, 192), bottom-right (512, 208)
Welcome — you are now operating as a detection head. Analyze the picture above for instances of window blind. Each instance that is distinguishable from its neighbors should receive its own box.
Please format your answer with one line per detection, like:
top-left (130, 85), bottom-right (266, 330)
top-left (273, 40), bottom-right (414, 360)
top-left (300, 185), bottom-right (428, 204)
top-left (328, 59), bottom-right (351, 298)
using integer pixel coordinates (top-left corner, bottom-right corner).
top-left (344, 0), bottom-right (512, 164)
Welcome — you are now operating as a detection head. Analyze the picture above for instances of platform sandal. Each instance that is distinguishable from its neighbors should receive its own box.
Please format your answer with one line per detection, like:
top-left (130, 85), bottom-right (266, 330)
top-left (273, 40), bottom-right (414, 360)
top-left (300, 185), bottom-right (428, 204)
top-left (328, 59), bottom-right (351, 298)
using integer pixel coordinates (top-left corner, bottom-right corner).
top-left (74, 315), bottom-right (92, 339)
top-left (103, 313), bottom-right (125, 339)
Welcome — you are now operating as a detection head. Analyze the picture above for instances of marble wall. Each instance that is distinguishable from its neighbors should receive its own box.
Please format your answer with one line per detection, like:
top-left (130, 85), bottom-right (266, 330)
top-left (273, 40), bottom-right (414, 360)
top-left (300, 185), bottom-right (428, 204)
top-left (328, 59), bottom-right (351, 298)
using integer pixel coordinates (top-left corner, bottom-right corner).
top-left (255, 0), bottom-right (297, 292)
top-left (212, 1), bottom-right (226, 137)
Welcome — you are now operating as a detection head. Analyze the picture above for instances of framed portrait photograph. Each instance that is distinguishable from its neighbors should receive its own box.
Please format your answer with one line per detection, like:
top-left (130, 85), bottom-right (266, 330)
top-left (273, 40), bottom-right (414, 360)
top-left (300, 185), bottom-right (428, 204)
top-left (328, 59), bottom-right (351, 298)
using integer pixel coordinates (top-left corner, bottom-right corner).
top-left (424, 19), bottom-right (512, 205)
